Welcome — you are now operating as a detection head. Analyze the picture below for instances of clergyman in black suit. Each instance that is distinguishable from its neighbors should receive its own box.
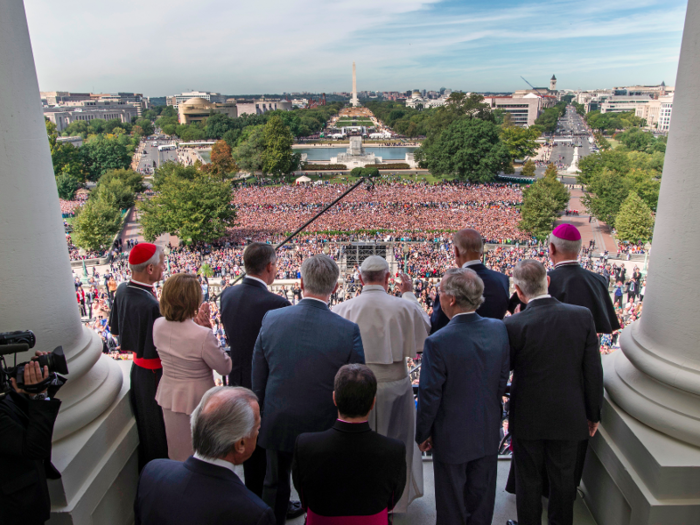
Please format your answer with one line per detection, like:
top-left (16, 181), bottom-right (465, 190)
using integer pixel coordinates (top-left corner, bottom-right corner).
top-left (417, 268), bottom-right (510, 525)
top-left (430, 228), bottom-right (510, 334)
top-left (220, 243), bottom-right (290, 500)
top-left (504, 260), bottom-right (603, 525)
top-left (292, 364), bottom-right (406, 521)
top-left (135, 386), bottom-right (275, 525)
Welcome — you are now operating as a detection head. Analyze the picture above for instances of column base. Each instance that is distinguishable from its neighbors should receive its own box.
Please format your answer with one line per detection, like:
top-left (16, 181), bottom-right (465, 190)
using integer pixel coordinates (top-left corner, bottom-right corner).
top-left (581, 391), bottom-right (700, 525)
top-left (48, 360), bottom-right (138, 525)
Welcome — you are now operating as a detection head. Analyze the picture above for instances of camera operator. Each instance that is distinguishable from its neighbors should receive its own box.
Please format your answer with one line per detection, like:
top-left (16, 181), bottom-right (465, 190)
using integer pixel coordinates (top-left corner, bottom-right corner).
top-left (0, 352), bottom-right (62, 525)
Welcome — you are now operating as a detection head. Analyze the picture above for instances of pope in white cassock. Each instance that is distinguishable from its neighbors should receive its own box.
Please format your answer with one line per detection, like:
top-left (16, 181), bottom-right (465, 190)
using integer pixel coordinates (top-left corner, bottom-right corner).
top-left (333, 255), bottom-right (430, 512)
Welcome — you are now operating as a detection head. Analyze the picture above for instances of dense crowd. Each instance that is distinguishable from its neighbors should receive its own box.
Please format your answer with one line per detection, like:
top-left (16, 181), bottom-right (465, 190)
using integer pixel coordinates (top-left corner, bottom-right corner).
top-left (230, 181), bottom-right (528, 244)
top-left (59, 194), bottom-right (88, 217)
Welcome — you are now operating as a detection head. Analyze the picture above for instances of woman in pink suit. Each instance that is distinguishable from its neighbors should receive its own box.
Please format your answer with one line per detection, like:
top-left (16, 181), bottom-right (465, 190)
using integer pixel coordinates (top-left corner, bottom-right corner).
top-left (153, 273), bottom-right (232, 461)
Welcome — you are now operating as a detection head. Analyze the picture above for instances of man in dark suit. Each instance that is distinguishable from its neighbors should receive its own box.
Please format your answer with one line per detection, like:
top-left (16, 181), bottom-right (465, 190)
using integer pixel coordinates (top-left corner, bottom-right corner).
top-left (252, 255), bottom-right (365, 525)
top-left (292, 364), bottom-right (406, 520)
top-left (135, 386), bottom-right (275, 525)
top-left (547, 224), bottom-right (620, 334)
top-left (430, 228), bottom-right (510, 334)
top-left (220, 242), bottom-right (290, 501)
top-left (417, 268), bottom-right (510, 525)
top-left (504, 260), bottom-right (603, 525)
top-left (0, 359), bottom-right (62, 525)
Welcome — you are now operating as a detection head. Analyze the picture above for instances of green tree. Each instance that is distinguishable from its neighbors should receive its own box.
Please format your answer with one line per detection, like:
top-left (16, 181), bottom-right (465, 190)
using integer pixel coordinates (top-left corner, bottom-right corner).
top-left (416, 118), bottom-right (510, 182)
top-left (45, 120), bottom-right (87, 181)
top-left (521, 159), bottom-right (536, 178)
top-left (135, 118), bottom-right (155, 136)
top-left (94, 177), bottom-right (135, 209)
top-left (55, 172), bottom-right (81, 200)
top-left (501, 126), bottom-right (541, 160)
top-left (519, 180), bottom-right (561, 240)
top-left (233, 125), bottom-right (266, 175)
top-left (80, 136), bottom-right (132, 181)
top-left (581, 168), bottom-right (629, 226)
top-left (202, 140), bottom-right (237, 179)
top-left (540, 168), bottom-right (570, 211)
top-left (139, 172), bottom-right (236, 244)
top-left (261, 115), bottom-right (300, 177)
top-left (99, 168), bottom-right (145, 194)
top-left (615, 192), bottom-right (655, 242)
top-left (72, 198), bottom-right (122, 251)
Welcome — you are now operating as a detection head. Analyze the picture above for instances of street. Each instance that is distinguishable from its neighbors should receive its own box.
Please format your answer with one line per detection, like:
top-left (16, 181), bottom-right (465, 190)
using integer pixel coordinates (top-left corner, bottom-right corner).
top-left (135, 135), bottom-right (178, 175)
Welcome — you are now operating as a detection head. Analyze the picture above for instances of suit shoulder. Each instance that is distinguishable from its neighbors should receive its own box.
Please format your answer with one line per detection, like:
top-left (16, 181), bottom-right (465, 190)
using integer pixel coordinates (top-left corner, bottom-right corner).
top-left (479, 316), bottom-right (508, 334)
top-left (141, 458), bottom-right (183, 477)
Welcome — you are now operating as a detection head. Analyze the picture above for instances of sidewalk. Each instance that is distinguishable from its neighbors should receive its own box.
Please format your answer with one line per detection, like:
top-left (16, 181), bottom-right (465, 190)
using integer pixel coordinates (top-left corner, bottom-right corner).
top-left (557, 187), bottom-right (617, 255)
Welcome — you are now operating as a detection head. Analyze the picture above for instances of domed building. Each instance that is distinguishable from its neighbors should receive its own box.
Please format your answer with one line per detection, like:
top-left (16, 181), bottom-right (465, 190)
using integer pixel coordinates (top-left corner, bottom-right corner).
top-left (177, 97), bottom-right (237, 124)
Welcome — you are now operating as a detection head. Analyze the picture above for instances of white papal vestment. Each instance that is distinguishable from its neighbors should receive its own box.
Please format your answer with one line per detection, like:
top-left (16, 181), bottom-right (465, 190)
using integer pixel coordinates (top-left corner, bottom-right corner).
top-left (333, 285), bottom-right (430, 512)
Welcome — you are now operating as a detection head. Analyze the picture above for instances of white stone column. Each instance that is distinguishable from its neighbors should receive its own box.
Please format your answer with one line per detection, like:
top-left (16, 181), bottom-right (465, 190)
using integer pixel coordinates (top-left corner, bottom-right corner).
top-left (604, 0), bottom-right (700, 449)
top-left (0, 2), bottom-right (137, 523)
top-left (583, 3), bottom-right (700, 524)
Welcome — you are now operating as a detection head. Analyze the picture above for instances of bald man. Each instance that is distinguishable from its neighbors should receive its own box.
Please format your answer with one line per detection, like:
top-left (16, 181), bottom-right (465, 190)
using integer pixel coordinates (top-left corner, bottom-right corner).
top-left (430, 229), bottom-right (510, 334)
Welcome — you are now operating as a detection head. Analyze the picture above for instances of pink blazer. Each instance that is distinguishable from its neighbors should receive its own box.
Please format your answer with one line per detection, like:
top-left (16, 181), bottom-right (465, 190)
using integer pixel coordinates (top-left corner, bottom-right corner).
top-left (153, 318), bottom-right (232, 415)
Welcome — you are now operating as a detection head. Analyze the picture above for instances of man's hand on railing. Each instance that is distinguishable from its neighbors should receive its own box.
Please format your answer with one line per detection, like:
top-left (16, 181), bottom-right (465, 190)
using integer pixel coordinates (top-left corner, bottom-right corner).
top-left (588, 420), bottom-right (599, 437)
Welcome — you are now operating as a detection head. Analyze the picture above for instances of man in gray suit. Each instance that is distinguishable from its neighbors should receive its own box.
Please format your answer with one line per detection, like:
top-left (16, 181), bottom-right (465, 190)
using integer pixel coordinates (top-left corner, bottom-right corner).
top-left (252, 255), bottom-right (365, 525)
top-left (416, 268), bottom-right (510, 525)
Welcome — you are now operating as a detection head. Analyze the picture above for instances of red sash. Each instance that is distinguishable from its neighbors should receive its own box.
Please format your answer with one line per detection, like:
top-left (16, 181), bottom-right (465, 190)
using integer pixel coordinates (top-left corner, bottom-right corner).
top-left (306, 508), bottom-right (388, 525)
top-left (133, 355), bottom-right (162, 370)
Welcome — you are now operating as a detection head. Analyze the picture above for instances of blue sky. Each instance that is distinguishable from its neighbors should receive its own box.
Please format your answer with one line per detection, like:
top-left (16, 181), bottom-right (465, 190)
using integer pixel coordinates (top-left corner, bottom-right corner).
top-left (25, 0), bottom-right (686, 96)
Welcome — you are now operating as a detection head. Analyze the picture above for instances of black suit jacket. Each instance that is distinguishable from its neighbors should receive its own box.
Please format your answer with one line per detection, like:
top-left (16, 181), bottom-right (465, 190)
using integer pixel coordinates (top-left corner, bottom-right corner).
top-left (430, 263), bottom-right (510, 334)
top-left (503, 297), bottom-right (604, 441)
top-left (135, 456), bottom-right (275, 525)
top-left (548, 264), bottom-right (620, 334)
top-left (220, 277), bottom-right (290, 388)
top-left (292, 420), bottom-right (406, 517)
top-left (0, 391), bottom-right (62, 525)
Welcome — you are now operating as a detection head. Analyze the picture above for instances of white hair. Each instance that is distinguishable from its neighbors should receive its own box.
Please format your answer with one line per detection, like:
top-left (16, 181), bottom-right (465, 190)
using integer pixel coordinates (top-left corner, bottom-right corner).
top-left (512, 260), bottom-right (548, 299)
top-left (549, 234), bottom-right (582, 257)
top-left (190, 386), bottom-right (258, 460)
top-left (129, 245), bottom-right (164, 273)
top-left (301, 255), bottom-right (339, 296)
top-left (440, 268), bottom-right (485, 310)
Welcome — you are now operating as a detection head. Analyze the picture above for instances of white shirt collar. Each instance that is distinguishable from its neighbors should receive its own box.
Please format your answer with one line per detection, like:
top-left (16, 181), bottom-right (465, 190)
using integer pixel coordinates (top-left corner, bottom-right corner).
top-left (528, 294), bottom-right (551, 302)
top-left (246, 276), bottom-right (269, 288)
top-left (302, 297), bottom-right (329, 306)
top-left (461, 260), bottom-right (482, 268)
top-left (130, 279), bottom-right (153, 288)
top-left (554, 260), bottom-right (579, 268)
top-left (193, 452), bottom-right (236, 474)
top-left (453, 311), bottom-right (476, 317)
top-left (362, 285), bottom-right (386, 292)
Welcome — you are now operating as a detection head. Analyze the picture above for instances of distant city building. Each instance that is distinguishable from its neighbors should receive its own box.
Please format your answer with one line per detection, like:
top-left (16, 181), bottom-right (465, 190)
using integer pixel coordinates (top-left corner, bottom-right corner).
top-left (657, 95), bottom-right (674, 133)
top-left (600, 95), bottom-right (654, 114)
top-left (234, 98), bottom-right (290, 116)
top-left (483, 94), bottom-right (547, 127)
top-left (148, 96), bottom-right (167, 106)
top-left (41, 91), bottom-right (148, 115)
top-left (44, 105), bottom-right (139, 132)
top-left (177, 97), bottom-right (237, 124)
top-left (167, 91), bottom-right (229, 108)
top-left (56, 136), bottom-right (83, 148)
top-left (405, 90), bottom-right (449, 109)
top-left (550, 74), bottom-right (557, 91)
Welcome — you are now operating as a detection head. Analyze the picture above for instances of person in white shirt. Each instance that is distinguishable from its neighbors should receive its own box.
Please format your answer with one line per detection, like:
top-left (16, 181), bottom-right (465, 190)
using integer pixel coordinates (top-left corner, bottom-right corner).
top-left (332, 255), bottom-right (430, 512)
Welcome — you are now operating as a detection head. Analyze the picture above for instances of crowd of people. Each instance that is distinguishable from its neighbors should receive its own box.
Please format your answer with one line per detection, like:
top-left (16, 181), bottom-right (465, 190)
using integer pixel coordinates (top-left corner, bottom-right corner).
top-left (59, 193), bottom-right (88, 217)
top-left (231, 181), bottom-right (528, 244)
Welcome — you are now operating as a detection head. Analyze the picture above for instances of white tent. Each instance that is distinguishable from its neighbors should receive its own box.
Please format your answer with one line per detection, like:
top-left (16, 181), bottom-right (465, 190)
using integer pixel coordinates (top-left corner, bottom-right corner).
top-left (295, 175), bottom-right (312, 185)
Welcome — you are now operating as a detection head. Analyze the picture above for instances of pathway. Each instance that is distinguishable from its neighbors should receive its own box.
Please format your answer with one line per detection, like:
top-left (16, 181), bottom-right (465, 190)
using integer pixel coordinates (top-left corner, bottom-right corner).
top-left (557, 187), bottom-right (617, 255)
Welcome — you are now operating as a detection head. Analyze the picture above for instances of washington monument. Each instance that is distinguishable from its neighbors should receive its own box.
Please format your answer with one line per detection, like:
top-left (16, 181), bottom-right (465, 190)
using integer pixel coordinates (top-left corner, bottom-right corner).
top-left (350, 61), bottom-right (359, 107)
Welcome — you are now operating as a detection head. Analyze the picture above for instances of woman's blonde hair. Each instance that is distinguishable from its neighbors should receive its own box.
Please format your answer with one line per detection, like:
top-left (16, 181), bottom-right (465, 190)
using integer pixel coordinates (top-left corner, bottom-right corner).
top-left (160, 273), bottom-right (202, 322)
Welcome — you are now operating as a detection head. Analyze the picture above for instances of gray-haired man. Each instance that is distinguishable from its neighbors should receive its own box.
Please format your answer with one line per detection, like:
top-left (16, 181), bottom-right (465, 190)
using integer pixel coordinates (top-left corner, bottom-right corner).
top-left (416, 268), bottom-right (510, 525)
top-left (252, 255), bottom-right (365, 525)
top-left (134, 386), bottom-right (275, 525)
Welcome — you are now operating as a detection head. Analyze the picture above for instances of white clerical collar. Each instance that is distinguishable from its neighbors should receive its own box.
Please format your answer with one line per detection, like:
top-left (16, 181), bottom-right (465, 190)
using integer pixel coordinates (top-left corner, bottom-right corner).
top-left (362, 285), bottom-right (386, 292)
top-left (302, 297), bottom-right (329, 305)
top-left (193, 452), bottom-right (236, 474)
top-left (528, 294), bottom-right (551, 302)
top-left (554, 260), bottom-right (579, 268)
top-left (130, 279), bottom-right (153, 288)
top-left (453, 311), bottom-right (476, 317)
top-left (246, 276), bottom-right (269, 288)
top-left (462, 260), bottom-right (481, 268)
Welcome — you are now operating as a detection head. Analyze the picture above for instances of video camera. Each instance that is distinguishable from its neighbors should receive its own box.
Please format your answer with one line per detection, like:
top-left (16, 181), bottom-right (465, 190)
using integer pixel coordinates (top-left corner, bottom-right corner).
top-left (0, 330), bottom-right (69, 396)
